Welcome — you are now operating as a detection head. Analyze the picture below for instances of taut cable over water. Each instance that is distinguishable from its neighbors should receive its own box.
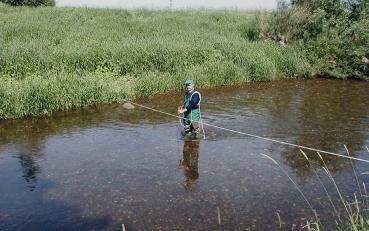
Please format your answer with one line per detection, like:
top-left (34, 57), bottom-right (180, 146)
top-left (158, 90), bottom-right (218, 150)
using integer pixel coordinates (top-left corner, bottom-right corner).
top-left (129, 102), bottom-right (369, 164)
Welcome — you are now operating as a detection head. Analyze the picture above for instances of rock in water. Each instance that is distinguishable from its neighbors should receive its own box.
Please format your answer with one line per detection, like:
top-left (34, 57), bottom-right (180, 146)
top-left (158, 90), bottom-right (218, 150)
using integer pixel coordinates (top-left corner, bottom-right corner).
top-left (123, 103), bottom-right (135, 110)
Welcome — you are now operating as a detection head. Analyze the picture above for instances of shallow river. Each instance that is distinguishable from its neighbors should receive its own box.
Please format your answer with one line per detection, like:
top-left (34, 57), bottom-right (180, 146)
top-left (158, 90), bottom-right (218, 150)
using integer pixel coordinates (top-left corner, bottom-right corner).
top-left (1, 79), bottom-right (369, 230)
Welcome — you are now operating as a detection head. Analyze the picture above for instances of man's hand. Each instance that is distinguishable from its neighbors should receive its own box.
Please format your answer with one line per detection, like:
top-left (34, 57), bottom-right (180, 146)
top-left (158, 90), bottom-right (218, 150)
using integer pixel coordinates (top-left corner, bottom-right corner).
top-left (177, 106), bottom-right (186, 115)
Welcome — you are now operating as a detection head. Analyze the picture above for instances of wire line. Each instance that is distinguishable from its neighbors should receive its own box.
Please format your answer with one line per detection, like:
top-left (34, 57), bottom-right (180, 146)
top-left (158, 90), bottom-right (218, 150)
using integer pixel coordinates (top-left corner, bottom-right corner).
top-left (129, 102), bottom-right (369, 164)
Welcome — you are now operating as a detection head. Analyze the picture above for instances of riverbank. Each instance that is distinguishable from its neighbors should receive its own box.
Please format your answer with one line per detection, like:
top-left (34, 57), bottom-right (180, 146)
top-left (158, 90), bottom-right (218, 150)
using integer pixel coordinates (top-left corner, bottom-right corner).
top-left (1, 4), bottom-right (313, 119)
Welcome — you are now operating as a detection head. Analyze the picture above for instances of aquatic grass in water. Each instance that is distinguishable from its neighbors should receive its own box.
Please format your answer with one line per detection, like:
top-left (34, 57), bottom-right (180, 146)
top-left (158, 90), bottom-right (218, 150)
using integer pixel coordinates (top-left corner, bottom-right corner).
top-left (262, 148), bottom-right (369, 230)
top-left (0, 5), bottom-right (313, 119)
top-left (260, 153), bottom-right (320, 225)
top-left (299, 150), bottom-right (342, 224)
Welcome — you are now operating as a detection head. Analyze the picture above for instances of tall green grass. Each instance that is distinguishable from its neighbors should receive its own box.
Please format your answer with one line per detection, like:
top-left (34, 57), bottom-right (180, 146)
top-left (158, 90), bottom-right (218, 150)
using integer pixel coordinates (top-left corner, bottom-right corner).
top-left (0, 72), bottom-right (128, 119)
top-left (0, 4), bottom-right (313, 119)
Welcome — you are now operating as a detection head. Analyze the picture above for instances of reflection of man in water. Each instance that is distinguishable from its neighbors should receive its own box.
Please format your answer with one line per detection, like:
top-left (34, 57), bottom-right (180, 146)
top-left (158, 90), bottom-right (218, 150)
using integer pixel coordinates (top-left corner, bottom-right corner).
top-left (179, 138), bottom-right (200, 190)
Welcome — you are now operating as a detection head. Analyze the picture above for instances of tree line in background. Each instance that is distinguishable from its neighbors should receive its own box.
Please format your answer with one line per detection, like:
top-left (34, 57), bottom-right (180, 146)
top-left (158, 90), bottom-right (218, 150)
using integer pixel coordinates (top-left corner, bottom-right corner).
top-left (0, 0), bottom-right (55, 7)
top-left (251, 0), bottom-right (369, 79)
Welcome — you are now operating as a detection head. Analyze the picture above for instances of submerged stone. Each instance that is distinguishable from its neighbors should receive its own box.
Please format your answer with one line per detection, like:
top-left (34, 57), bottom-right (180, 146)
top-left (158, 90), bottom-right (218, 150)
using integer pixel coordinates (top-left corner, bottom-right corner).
top-left (123, 103), bottom-right (135, 110)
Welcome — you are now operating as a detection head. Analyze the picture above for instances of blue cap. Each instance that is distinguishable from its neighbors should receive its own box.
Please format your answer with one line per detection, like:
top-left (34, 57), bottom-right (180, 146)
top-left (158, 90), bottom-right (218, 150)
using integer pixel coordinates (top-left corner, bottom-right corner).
top-left (184, 79), bottom-right (194, 85)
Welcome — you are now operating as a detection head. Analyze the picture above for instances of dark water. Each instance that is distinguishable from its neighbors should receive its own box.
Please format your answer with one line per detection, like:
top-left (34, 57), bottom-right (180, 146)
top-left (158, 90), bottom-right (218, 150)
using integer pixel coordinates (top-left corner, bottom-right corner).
top-left (1, 79), bottom-right (369, 230)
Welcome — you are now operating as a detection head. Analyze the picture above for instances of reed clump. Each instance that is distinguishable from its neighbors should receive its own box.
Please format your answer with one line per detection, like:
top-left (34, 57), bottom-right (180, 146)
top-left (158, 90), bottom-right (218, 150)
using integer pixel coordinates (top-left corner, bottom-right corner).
top-left (0, 4), bottom-right (313, 119)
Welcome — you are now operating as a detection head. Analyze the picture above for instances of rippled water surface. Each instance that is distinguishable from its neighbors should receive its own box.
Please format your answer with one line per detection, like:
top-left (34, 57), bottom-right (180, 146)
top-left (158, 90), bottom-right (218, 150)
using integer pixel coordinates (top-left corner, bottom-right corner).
top-left (1, 79), bottom-right (369, 230)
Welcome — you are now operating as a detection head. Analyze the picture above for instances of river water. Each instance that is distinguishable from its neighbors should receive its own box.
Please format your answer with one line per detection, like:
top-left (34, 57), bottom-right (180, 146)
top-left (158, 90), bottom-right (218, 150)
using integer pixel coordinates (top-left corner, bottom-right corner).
top-left (1, 79), bottom-right (369, 230)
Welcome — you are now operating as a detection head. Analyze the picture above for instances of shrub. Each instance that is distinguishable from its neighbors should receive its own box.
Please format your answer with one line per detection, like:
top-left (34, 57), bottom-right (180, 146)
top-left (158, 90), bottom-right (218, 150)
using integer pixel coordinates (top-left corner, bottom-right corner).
top-left (254, 0), bottom-right (369, 79)
top-left (0, 0), bottom-right (55, 7)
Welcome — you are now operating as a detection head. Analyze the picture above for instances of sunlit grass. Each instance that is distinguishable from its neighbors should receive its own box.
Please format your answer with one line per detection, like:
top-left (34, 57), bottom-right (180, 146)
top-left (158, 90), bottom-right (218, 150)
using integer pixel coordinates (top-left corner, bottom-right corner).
top-left (0, 72), bottom-right (128, 119)
top-left (0, 4), bottom-right (313, 119)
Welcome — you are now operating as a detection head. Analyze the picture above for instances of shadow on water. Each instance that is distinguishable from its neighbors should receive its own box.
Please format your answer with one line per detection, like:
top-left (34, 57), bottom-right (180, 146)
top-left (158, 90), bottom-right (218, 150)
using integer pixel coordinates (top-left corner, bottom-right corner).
top-left (0, 185), bottom-right (112, 231)
top-left (0, 153), bottom-right (112, 231)
top-left (0, 131), bottom-right (113, 230)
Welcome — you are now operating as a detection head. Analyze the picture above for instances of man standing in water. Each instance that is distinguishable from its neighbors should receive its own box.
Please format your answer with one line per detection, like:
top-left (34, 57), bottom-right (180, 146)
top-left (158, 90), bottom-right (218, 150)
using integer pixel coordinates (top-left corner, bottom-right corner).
top-left (177, 80), bottom-right (202, 138)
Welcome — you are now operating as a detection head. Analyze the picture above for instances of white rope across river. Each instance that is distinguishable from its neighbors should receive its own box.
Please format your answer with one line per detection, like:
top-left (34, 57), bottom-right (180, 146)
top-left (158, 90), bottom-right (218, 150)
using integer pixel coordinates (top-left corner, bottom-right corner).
top-left (129, 102), bottom-right (369, 164)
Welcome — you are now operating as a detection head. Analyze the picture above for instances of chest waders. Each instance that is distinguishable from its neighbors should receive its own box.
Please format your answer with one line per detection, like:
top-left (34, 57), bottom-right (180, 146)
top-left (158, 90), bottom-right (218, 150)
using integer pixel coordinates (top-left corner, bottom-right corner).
top-left (183, 91), bottom-right (201, 135)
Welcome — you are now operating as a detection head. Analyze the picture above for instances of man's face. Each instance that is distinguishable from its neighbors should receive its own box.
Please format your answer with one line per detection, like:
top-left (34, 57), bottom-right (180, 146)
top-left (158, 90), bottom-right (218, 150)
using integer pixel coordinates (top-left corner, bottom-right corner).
top-left (185, 84), bottom-right (194, 92)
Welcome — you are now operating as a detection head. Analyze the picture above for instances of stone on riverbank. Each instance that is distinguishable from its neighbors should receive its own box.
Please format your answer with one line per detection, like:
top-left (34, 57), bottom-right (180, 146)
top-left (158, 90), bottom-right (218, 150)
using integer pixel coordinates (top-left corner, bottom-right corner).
top-left (123, 103), bottom-right (135, 110)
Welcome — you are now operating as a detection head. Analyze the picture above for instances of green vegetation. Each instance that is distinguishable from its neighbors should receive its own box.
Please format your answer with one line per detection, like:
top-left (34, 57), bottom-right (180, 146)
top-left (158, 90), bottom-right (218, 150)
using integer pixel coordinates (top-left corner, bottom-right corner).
top-left (0, 4), bottom-right (313, 119)
top-left (253, 0), bottom-right (369, 79)
top-left (0, 0), bottom-right (55, 7)
top-left (2, 0), bottom-right (367, 119)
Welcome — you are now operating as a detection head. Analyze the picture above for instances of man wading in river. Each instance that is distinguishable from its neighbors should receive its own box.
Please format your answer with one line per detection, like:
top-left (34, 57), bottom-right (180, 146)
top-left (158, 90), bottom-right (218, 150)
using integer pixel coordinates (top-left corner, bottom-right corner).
top-left (177, 80), bottom-right (202, 139)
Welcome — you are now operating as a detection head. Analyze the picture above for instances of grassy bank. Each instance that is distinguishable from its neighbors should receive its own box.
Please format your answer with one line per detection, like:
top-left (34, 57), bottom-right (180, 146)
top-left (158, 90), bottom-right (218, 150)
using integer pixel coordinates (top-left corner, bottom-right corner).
top-left (0, 4), bottom-right (313, 119)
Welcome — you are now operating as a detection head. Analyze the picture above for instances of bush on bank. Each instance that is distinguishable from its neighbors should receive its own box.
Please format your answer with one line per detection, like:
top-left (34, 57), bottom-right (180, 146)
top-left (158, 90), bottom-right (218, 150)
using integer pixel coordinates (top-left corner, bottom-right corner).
top-left (253, 0), bottom-right (369, 79)
top-left (0, 0), bottom-right (55, 7)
